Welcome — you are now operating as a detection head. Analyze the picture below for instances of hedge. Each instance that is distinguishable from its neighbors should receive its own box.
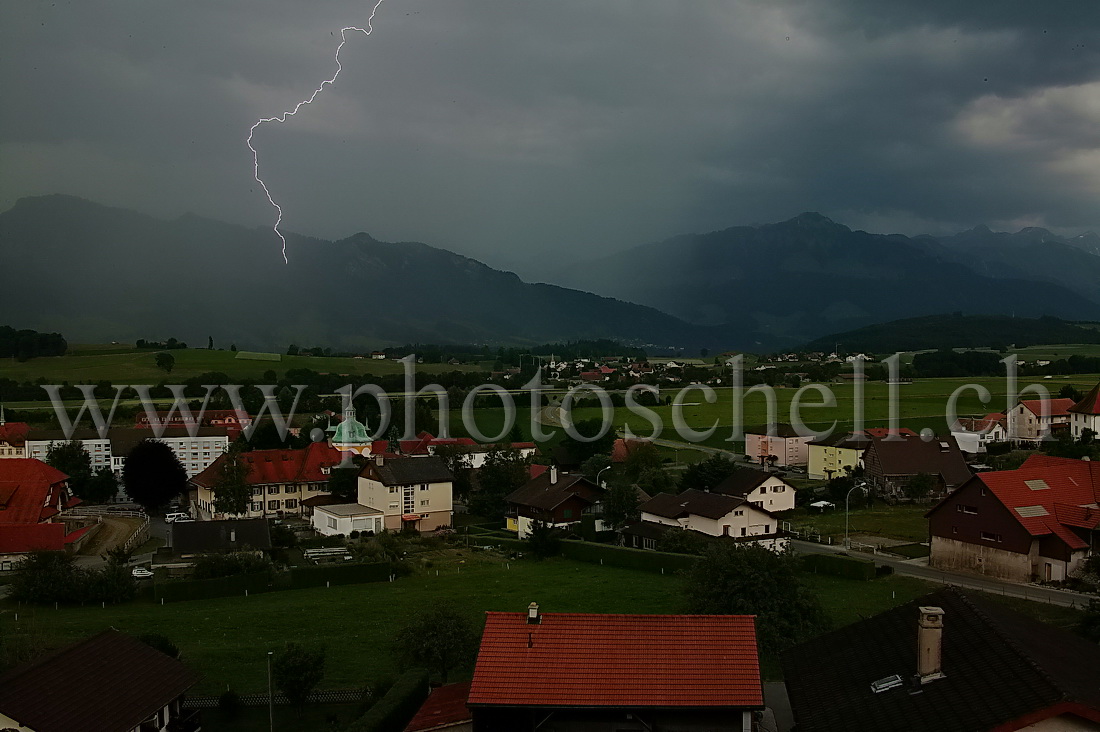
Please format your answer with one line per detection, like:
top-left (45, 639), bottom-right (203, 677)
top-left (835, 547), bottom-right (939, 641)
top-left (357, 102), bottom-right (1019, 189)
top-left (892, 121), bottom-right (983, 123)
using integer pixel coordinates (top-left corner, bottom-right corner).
top-left (288, 562), bottom-right (394, 589)
top-left (154, 571), bottom-right (278, 602)
top-left (558, 540), bottom-right (698, 575)
top-left (346, 668), bottom-right (430, 732)
top-left (801, 552), bottom-right (876, 581)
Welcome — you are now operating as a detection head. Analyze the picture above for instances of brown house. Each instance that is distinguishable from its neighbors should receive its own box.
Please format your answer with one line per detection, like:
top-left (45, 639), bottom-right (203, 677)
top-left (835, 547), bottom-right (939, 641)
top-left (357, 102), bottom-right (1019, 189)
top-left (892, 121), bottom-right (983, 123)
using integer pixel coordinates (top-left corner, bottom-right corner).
top-left (504, 467), bottom-right (602, 539)
top-left (862, 433), bottom-right (971, 499)
top-left (927, 454), bottom-right (1100, 582)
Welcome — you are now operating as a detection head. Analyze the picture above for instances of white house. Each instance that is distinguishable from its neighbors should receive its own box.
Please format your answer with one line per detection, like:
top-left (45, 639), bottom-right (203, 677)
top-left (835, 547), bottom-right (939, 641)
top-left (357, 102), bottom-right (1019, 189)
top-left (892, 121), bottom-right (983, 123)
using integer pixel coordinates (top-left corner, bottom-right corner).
top-left (1069, 382), bottom-right (1100, 439)
top-left (312, 503), bottom-right (385, 537)
top-left (712, 468), bottom-right (796, 512)
top-left (622, 488), bottom-right (787, 551)
top-left (950, 413), bottom-right (1008, 454)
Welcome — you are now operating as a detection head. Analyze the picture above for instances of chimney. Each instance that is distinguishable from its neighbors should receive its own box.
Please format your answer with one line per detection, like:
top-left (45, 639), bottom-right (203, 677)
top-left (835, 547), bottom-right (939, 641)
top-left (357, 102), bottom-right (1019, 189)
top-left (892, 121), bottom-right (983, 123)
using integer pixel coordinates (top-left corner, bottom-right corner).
top-left (375, 454), bottom-right (384, 466)
top-left (549, 466), bottom-right (558, 485)
top-left (527, 601), bottom-right (541, 624)
top-left (917, 606), bottom-right (945, 682)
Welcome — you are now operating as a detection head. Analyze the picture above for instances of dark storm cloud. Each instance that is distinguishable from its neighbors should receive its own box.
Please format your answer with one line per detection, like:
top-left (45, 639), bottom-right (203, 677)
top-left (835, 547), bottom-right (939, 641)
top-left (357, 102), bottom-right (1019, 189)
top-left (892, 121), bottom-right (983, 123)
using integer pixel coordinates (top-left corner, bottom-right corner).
top-left (2, 1), bottom-right (1098, 273)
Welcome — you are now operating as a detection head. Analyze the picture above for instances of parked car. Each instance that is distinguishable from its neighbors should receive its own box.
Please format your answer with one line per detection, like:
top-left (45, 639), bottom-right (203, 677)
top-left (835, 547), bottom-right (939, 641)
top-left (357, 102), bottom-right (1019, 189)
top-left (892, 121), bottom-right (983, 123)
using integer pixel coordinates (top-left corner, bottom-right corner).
top-left (164, 512), bottom-right (191, 523)
top-left (131, 567), bottom-right (154, 579)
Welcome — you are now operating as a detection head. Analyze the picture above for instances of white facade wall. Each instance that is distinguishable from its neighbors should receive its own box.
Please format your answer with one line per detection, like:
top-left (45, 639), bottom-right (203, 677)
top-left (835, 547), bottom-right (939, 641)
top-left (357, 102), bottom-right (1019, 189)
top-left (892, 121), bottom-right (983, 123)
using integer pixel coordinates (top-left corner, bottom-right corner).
top-left (28, 437), bottom-right (113, 471)
top-left (358, 477), bottom-right (453, 531)
top-left (28, 434), bottom-right (228, 477)
top-left (745, 434), bottom-right (813, 467)
top-left (739, 477), bottom-right (796, 512)
top-left (312, 508), bottom-right (385, 536)
top-left (1071, 411), bottom-right (1100, 439)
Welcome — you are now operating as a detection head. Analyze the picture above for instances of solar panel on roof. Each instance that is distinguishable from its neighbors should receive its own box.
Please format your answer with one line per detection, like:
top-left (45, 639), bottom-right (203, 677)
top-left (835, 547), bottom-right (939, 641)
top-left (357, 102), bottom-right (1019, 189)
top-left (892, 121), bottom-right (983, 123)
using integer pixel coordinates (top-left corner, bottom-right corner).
top-left (1015, 505), bottom-right (1049, 517)
top-left (1024, 479), bottom-right (1050, 491)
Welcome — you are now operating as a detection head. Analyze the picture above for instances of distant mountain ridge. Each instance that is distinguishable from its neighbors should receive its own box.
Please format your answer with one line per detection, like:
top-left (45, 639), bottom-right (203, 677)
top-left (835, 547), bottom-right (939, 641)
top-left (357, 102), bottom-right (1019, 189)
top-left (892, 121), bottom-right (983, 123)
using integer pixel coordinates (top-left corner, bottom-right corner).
top-left (0, 195), bottom-right (714, 351)
top-left (552, 213), bottom-right (1100, 347)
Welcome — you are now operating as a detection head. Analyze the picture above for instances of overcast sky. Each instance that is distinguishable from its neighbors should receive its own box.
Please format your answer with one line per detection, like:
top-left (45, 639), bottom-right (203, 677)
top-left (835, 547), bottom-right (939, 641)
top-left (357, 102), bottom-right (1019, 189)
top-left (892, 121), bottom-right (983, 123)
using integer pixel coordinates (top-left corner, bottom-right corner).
top-left (2, 1), bottom-right (1099, 272)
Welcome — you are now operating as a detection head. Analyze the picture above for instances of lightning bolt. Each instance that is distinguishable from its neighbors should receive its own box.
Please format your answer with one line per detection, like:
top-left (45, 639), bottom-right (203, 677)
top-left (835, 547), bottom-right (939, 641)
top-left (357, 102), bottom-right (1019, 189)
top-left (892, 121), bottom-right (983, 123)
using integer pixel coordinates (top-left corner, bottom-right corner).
top-left (247, 0), bottom-right (385, 263)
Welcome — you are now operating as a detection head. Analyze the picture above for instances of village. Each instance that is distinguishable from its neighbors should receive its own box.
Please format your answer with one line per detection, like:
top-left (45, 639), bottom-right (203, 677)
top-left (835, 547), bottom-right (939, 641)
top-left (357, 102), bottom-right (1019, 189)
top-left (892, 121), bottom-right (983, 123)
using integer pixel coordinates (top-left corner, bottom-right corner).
top-left (2, 358), bottom-right (1100, 731)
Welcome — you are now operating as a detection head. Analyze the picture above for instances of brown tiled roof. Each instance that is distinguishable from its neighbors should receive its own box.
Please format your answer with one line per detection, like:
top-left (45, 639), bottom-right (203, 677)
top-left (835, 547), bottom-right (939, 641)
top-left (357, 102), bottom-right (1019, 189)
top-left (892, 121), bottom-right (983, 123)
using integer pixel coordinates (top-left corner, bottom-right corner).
top-left (865, 434), bottom-right (972, 486)
top-left (640, 489), bottom-right (748, 521)
top-left (363, 456), bottom-right (455, 486)
top-left (505, 472), bottom-right (600, 511)
top-left (1069, 381), bottom-right (1100, 416)
top-left (469, 612), bottom-right (762, 708)
top-left (0, 629), bottom-right (199, 732)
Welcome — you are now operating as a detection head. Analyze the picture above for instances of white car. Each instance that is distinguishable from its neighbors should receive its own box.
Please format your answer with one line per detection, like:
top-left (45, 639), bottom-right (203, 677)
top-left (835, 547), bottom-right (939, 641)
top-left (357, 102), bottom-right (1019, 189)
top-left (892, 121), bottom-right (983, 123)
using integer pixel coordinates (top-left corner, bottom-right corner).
top-left (164, 512), bottom-right (191, 523)
top-left (131, 567), bottom-right (154, 579)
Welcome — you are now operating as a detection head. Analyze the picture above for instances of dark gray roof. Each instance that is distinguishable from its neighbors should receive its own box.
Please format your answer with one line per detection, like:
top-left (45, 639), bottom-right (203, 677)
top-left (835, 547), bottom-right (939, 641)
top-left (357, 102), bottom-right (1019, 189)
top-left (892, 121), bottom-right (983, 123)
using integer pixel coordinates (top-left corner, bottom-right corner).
top-left (640, 489), bottom-right (746, 520)
top-left (171, 518), bottom-right (271, 554)
top-left (782, 588), bottom-right (1100, 732)
top-left (713, 468), bottom-right (788, 498)
top-left (365, 456), bottom-right (455, 486)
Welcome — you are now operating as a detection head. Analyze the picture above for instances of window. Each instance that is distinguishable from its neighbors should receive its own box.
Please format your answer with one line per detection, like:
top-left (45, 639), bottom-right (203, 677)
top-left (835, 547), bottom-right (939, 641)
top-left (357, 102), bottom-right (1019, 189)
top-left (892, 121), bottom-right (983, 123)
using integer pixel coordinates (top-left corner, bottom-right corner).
top-left (643, 538), bottom-right (657, 550)
top-left (389, 502), bottom-right (400, 510)
top-left (952, 526), bottom-right (958, 534)
top-left (956, 504), bottom-right (977, 515)
top-left (251, 502), bottom-right (262, 512)
top-left (327, 517), bottom-right (337, 529)
top-left (421, 499), bottom-right (430, 507)
top-left (419, 483), bottom-right (429, 491)
top-left (734, 510), bottom-right (744, 516)
top-left (563, 509), bottom-right (573, 519)
top-left (268, 500), bottom-right (280, 510)
top-left (740, 527), bottom-right (747, 536)
top-left (773, 485), bottom-right (784, 492)
top-left (252, 487), bottom-right (263, 497)
top-left (980, 531), bottom-right (1002, 542)
top-left (268, 486), bottom-right (280, 494)
top-left (285, 499), bottom-right (298, 509)
top-left (764, 525), bottom-right (770, 533)
top-left (389, 486), bottom-right (398, 494)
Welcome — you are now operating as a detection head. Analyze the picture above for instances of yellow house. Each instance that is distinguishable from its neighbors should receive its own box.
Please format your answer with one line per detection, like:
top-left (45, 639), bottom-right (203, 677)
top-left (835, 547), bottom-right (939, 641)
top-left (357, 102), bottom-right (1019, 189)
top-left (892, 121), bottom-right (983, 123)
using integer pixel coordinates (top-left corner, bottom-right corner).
top-left (807, 433), bottom-right (871, 480)
top-left (357, 455), bottom-right (455, 532)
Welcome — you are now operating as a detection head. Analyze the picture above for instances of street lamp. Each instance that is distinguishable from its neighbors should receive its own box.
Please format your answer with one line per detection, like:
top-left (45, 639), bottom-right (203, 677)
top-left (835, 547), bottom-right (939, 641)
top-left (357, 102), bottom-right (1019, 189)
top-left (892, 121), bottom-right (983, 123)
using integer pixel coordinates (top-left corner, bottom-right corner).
top-left (596, 465), bottom-right (611, 489)
top-left (267, 651), bottom-right (274, 732)
top-left (844, 481), bottom-right (868, 549)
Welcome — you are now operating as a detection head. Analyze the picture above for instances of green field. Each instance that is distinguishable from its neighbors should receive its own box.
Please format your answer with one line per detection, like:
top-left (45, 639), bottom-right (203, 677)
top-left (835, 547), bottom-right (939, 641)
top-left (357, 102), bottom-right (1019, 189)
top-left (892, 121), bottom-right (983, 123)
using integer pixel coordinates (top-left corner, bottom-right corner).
top-left (786, 504), bottom-right (931, 543)
top-left (0, 346), bottom-right (482, 383)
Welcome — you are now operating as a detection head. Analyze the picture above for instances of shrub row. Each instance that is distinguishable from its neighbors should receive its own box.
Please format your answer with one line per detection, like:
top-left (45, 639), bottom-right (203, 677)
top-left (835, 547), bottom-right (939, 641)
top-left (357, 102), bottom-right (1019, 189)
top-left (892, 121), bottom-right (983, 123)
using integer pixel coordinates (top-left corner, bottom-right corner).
top-left (154, 571), bottom-right (276, 603)
top-left (154, 562), bottom-right (396, 602)
top-left (801, 552), bottom-right (876, 581)
top-left (346, 668), bottom-right (430, 732)
top-left (288, 562), bottom-right (393, 589)
top-left (558, 540), bottom-right (698, 575)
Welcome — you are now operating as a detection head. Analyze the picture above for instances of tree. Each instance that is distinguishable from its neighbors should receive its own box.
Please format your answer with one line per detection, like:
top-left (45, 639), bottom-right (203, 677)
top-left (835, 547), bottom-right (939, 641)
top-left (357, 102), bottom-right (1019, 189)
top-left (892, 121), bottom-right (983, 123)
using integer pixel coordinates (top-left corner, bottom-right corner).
top-left (122, 439), bottom-right (188, 511)
top-left (1080, 600), bottom-right (1100, 643)
top-left (621, 442), bottom-right (663, 482)
top-left (8, 551), bottom-right (82, 604)
top-left (526, 520), bottom-right (562, 558)
top-left (433, 445), bottom-right (473, 498)
top-left (45, 441), bottom-right (118, 502)
top-left (580, 454), bottom-right (611, 483)
top-left (273, 643), bottom-right (326, 711)
top-left (391, 605), bottom-right (479, 683)
top-left (207, 336), bottom-right (214, 350)
top-left (212, 443), bottom-right (252, 516)
top-left (602, 482), bottom-right (642, 529)
top-left (683, 543), bottom-right (829, 654)
top-left (327, 462), bottom-right (362, 503)
top-left (657, 527), bottom-right (711, 555)
top-left (904, 473), bottom-right (935, 501)
top-left (679, 454), bottom-right (739, 492)
top-left (154, 351), bottom-right (175, 373)
top-left (559, 418), bottom-right (616, 465)
top-left (468, 447), bottom-right (529, 520)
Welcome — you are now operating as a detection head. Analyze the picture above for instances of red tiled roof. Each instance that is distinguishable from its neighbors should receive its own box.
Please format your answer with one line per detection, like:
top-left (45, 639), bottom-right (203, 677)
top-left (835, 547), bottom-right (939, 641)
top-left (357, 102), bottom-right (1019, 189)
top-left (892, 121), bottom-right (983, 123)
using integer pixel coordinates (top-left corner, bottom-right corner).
top-left (0, 421), bottom-right (29, 447)
top-left (0, 523), bottom-right (67, 553)
top-left (611, 438), bottom-right (651, 463)
top-left (0, 459), bottom-right (70, 524)
top-left (1069, 382), bottom-right (1100, 416)
top-left (1019, 398), bottom-right (1076, 418)
top-left (190, 442), bottom-right (340, 489)
top-left (943, 455), bottom-right (1100, 551)
top-left (528, 464), bottom-right (549, 480)
top-left (405, 681), bottom-right (472, 731)
top-left (468, 612), bottom-right (762, 708)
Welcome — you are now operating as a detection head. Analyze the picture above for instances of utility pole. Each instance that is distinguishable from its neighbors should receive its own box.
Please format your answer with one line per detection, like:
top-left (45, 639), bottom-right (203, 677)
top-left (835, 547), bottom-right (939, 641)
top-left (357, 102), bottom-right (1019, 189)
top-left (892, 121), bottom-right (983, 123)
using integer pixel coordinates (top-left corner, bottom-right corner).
top-left (267, 650), bottom-right (274, 732)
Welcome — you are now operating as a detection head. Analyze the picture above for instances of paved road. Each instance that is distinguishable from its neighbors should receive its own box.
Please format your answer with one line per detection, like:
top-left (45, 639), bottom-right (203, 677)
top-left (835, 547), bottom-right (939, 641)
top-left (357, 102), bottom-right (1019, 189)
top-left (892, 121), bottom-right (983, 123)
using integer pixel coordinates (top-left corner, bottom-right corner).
top-left (792, 539), bottom-right (1093, 609)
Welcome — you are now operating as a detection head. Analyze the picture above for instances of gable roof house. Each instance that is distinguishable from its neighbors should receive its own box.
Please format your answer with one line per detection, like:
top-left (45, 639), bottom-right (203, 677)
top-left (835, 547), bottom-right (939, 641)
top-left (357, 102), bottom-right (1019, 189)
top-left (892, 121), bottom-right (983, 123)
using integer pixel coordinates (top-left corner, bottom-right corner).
top-left (950, 412), bottom-right (1008, 455)
top-left (0, 629), bottom-right (201, 732)
top-left (190, 441), bottom-right (342, 520)
top-left (0, 411), bottom-right (29, 458)
top-left (862, 433), bottom-right (971, 499)
top-left (466, 604), bottom-right (765, 731)
top-left (713, 468), bottom-right (796, 512)
top-left (1007, 397), bottom-right (1077, 444)
top-left (782, 588), bottom-right (1100, 732)
top-left (621, 487), bottom-right (787, 552)
top-left (504, 467), bottom-right (603, 539)
top-left (927, 454), bottom-right (1100, 583)
top-left (357, 454), bottom-right (455, 533)
top-left (0, 458), bottom-right (90, 566)
top-left (1069, 380), bottom-right (1100, 440)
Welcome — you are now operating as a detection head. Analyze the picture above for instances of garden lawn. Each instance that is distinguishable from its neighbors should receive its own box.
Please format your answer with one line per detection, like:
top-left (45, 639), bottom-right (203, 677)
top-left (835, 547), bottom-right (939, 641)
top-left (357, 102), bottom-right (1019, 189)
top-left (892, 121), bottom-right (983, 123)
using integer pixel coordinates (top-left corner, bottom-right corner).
top-left (787, 504), bottom-right (931, 543)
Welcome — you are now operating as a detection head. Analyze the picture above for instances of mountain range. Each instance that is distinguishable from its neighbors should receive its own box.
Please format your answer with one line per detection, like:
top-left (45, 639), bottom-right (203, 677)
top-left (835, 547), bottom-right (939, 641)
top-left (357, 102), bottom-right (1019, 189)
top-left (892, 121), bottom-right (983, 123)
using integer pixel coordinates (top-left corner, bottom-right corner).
top-left (3, 195), bottom-right (1100, 352)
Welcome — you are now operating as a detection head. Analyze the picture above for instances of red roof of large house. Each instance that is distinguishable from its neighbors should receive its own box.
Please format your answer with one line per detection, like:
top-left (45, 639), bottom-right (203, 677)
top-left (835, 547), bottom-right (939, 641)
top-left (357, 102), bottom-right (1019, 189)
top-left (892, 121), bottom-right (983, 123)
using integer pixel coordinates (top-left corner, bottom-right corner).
top-left (1069, 382), bottom-right (1100, 416)
top-left (0, 459), bottom-right (71, 525)
top-left (404, 681), bottom-right (472, 731)
top-left (0, 420), bottom-right (29, 447)
top-left (930, 454), bottom-right (1100, 551)
top-left (468, 611), bottom-right (762, 709)
top-left (1019, 398), bottom-right (1076, 417)
top-left (611, 438), bottom-right (651, 463)
top-left (190, 442), bottom-right (340, 489)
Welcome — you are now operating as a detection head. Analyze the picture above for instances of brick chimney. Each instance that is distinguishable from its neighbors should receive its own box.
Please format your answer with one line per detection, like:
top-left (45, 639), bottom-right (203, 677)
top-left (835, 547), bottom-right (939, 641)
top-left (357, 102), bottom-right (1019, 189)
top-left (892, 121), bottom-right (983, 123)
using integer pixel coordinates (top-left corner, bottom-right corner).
top-left (917, 606), bottom-right (945, 682)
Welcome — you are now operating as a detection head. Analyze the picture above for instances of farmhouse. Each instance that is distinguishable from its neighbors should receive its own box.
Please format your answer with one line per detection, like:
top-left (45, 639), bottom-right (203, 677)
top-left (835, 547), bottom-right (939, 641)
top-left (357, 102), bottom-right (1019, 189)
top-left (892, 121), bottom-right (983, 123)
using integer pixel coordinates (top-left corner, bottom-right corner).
top-left (862, 432), bottom-right (971, 499)
top-left (714, 468), bottom-right (796, 512)
top-left (783, 588), bottom-right (1100, 732)
top-left (950, 412), bottom-right (1008, 454)
top-left (1069, 381), bottom-right (1100, 439)
top-left (622, 488), bottom-right (787, 551)
top-left (1007, 397), bottom-right (1076, 443)
top-left (0, 409), bottom-right (29, 458)
top-left (0, 458), bottom-right (91, 568)
top-left (927, 454), bottom-right (1100, 583)
top-left (466, 603), bottom-right (765, 731)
